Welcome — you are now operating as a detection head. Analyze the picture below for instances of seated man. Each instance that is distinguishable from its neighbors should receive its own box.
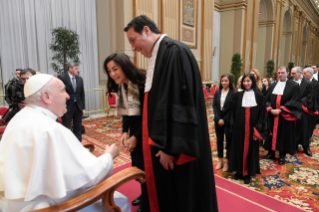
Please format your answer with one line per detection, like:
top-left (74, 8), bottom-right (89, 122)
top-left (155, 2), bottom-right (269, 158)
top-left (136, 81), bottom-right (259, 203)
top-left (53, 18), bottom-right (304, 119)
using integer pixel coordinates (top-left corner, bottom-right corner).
top-left (0, 74), bottom-right (130, 212)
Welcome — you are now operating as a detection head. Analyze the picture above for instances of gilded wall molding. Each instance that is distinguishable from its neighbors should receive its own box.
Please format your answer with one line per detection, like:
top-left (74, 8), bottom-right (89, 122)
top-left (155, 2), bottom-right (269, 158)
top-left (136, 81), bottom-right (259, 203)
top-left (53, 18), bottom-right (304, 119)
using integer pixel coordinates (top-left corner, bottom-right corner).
top-left (214, 1), bottom-right (246, 12)
top-left (259, 21), bottom-right (276, 26)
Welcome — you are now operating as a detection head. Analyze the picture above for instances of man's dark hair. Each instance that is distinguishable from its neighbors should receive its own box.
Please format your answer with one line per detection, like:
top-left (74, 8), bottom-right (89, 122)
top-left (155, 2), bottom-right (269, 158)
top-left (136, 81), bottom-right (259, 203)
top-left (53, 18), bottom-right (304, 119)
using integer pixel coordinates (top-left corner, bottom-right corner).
top-left (16, 69), bottom-right (22, 72)
top-left (124, 15), bottom-right (161, 34)
top-left (20, 68), bottom-right (36, 77)
top-left (312, 64), bottom-right (319, 68)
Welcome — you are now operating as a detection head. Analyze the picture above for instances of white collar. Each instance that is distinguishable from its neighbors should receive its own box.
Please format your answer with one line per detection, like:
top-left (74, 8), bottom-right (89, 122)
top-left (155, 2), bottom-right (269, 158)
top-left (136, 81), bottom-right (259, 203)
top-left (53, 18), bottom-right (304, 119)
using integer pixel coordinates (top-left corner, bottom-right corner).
top-left (68, 72), bottom-right (75, 80)
top-left (242, 89), bottom-right (257, 107)
top-left (237, 88), bottom-right (243, 92)
top-left (294, 79), bottom-right (302, 85)
top-left (310, 77), bottom-right (314, 81)
top-left (27, 104), bottom-right (58, 121)
top-left (272, 80), bottom-right (287, 95)
top-left (145, 34), bottom-right (167, 92)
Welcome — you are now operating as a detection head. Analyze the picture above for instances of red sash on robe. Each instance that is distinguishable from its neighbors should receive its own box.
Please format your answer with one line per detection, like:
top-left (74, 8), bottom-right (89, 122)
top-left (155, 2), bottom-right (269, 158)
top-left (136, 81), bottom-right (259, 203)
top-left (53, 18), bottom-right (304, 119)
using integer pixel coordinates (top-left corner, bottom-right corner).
top-left (142, 92), bottom-right (197, 212)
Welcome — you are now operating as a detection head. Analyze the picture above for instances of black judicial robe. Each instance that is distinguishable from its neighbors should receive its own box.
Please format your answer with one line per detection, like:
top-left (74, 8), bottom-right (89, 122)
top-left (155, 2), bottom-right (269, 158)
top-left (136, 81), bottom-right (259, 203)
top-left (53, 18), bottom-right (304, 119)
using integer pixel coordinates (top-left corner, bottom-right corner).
top-left (311, 79), bottom-right (319, 131)
top-left (295, 79), bottom-right (316, 146)
top-left (264, 80), bottom-right (301, 155)
top-left (227, 91), bottom-right (269, 176)
top-left (143, 36), bottom-right (218, 212)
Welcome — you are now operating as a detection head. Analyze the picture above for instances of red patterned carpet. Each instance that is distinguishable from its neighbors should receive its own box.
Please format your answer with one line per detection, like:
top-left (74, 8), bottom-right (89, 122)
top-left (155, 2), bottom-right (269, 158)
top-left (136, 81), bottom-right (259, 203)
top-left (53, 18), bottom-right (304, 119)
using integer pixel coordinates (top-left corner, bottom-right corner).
top-left (83, 110), bottom-right (319, 211)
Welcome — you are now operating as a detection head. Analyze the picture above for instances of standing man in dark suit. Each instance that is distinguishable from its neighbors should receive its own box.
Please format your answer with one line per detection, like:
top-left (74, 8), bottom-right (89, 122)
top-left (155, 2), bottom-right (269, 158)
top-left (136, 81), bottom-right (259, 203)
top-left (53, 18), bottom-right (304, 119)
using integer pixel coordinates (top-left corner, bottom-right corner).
top-left (58, 62), bottom-right (85, 142)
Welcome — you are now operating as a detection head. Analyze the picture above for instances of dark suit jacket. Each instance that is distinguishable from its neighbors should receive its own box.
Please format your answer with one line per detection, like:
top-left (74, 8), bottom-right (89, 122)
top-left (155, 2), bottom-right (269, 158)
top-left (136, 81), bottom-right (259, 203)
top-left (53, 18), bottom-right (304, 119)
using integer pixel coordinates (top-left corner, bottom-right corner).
top-left (213, 89), bottom-right (236, 122)
top-left (58, 72), bottom-right (85, 111)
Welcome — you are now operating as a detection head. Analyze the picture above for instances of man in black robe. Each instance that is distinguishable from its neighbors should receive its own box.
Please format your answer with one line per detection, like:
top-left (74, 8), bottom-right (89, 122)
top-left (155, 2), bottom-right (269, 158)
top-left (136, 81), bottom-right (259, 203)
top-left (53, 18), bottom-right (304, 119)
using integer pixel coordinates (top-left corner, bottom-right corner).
top-left (291, 67), bottom-right (315, 156)
top-left (302, 67), bottom-right (319, 156)
top-left (124, 15), bottom-right (218, 212)
top-left (262, 66), bottom-right (301, 165)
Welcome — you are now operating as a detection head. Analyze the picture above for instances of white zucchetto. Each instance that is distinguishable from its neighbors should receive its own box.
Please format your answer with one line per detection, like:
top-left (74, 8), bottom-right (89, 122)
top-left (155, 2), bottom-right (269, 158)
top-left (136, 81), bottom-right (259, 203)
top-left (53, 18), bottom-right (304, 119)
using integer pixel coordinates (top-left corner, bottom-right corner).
top-left (24, 74), bottom-right (54, 98)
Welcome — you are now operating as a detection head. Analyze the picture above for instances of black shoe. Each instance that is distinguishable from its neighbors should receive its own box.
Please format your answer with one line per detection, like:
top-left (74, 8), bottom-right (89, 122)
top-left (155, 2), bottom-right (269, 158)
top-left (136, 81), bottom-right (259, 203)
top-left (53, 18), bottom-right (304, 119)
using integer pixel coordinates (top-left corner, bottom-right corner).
top-left (278, 157), bottom-right (285, 165)
top-left (262, 152), bottom-right (275, 159)
top-left (304, 147), bottom-right (312, 157)
top-left (137, 206), bottom-right (142, 212)
top-left (132, 195), bottom-right (141, 206)
top-left (233, 173), bottom-right (242, 180)
top-left (243, 175), bottom-right (250, 184)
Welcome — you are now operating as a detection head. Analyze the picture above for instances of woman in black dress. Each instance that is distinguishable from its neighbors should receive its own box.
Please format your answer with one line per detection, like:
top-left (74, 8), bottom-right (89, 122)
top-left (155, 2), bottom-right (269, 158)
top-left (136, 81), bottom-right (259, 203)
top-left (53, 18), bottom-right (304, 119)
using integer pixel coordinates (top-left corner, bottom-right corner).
top-left (213, 74), bottom-right (236, 171)
top-left (104, 53), bottom-right (145, 211)
top-left (227, 73), bottom-right (269, 184)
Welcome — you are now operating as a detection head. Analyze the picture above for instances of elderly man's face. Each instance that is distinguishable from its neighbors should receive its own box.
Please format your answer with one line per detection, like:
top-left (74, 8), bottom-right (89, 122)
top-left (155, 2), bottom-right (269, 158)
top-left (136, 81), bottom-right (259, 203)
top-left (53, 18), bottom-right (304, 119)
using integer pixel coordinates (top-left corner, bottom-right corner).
top-left (291, 68), bottom-right (301, 81)
top-left (303, 69), bottom-right (312, 80)
top-left (21, 72), bottom-right (33, 83)
top-left (50, 78), bottom-right (70, 117)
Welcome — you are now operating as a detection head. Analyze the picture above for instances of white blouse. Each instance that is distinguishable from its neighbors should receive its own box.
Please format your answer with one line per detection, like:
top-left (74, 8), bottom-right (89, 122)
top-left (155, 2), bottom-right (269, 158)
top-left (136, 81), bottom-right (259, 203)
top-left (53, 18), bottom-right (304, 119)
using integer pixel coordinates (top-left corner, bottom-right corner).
top-left (220, 90), bottom-right (229, 109)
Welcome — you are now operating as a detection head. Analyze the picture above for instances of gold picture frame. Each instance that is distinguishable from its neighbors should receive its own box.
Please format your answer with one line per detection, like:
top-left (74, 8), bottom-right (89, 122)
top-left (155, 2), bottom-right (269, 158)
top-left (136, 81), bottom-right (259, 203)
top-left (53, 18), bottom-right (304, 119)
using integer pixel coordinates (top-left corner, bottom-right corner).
top-left (182, 0), bottom-right (197, 27)
top-left (182, 27), bottom-right (194, 42)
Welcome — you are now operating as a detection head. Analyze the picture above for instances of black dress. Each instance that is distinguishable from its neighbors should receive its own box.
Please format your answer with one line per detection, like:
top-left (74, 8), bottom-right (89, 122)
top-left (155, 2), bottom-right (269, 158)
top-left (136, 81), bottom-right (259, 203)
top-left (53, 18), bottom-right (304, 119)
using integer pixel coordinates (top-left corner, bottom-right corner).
top-left (227, 91), bottom-right (269, 176)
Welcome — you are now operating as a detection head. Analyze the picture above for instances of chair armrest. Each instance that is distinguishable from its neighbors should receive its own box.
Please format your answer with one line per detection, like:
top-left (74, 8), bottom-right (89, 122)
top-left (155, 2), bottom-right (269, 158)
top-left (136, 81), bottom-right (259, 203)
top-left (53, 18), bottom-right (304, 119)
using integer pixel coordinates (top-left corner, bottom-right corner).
top-left (30, 167), bottom-right (146, 212)
top-left (83, 143), bottom-right (95, 153)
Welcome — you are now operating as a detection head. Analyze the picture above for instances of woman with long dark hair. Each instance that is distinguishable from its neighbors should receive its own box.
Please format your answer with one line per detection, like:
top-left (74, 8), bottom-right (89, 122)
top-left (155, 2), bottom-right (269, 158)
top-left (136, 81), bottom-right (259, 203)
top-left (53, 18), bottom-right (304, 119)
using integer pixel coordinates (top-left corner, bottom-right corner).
top-left (104, 53), bottom-right (146, 211)
top-left (250, 69), bottom-right (267, 96)
top-left (213, 74), bottom-right (236, 171)
top-left (226, 73), bottom-right (269, 184)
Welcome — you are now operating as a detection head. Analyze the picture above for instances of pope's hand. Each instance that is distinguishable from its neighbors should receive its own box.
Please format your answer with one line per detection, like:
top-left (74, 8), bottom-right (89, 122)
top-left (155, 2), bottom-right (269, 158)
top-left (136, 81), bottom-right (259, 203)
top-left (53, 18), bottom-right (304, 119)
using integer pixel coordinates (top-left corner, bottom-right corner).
top-left (156, 151), bottom-right (174, 170)
top-left (104, 143), bottom-right (119, 159)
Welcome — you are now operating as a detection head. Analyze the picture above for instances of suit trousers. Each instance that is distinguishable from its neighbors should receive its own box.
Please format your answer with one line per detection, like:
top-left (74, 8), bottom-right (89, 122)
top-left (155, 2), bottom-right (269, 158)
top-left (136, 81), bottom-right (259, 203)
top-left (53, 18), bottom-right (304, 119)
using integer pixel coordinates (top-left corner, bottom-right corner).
top-left (215, 121), bottom-right (231, 159)
top-left (62, 102), bottom-right (82, 142)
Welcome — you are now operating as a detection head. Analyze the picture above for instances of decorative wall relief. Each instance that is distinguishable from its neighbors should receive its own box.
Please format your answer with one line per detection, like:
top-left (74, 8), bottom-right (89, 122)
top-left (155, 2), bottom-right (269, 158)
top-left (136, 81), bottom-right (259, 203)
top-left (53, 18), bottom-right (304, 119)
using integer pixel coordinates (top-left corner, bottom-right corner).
top-left (180, 0), bottom-right (197, 49)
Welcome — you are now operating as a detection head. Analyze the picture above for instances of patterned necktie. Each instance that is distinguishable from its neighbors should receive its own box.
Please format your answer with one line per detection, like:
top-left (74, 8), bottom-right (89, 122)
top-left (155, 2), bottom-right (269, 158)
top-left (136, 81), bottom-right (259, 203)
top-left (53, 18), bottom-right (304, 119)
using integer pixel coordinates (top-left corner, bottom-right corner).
top-left (72, 76), bottom-right (76, 92)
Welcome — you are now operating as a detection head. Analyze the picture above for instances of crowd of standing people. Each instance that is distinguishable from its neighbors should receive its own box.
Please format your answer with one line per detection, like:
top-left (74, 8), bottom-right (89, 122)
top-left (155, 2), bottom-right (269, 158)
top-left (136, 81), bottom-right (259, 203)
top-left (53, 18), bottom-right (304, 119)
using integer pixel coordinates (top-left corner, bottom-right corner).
top-left (213, 64), bottom-right (319, 184)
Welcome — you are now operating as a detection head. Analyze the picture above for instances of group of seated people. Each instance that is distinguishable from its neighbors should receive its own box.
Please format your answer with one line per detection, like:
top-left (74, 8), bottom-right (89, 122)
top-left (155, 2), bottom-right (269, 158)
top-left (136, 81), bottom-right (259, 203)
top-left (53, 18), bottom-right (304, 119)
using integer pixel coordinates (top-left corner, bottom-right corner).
top-left (213, 65), bottom-right (319, 184)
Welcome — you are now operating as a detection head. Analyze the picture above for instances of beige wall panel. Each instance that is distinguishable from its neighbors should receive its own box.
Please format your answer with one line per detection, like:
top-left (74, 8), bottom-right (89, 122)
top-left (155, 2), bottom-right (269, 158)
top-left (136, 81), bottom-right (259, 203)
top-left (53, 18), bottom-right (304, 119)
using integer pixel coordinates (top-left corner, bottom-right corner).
top-left (96, 0), bottom-right (111, 83)
top-left (256, 26), bottom-right (266, 76)
top-left (163, 0), bottom-right (179, 40)
top-left (219, 10), bottom-right (235, 76)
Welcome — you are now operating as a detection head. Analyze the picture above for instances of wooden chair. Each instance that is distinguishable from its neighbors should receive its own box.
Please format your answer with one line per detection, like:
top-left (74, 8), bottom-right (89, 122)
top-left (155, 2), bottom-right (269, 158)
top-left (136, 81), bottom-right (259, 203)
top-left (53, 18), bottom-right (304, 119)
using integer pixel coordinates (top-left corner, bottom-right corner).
top-left (30, 167), bottom-right (146, 212)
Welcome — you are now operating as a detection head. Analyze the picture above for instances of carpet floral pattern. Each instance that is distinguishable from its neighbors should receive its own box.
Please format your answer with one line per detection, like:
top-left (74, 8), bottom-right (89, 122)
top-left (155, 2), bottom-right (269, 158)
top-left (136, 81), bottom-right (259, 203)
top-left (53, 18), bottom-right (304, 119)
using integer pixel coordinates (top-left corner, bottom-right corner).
top-left (83, 109), bottom-right (319, 211)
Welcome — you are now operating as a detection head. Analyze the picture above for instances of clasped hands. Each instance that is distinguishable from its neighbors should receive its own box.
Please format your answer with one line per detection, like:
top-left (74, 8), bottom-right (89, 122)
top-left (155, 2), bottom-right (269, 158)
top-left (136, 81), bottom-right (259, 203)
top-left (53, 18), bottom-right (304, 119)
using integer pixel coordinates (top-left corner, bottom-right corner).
top-left (270, 109), bottom-right (281, 116)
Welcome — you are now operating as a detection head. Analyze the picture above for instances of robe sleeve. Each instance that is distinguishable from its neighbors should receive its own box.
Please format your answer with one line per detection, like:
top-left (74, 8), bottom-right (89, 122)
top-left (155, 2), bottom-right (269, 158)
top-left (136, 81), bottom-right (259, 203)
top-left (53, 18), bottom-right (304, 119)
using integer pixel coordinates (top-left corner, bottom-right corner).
top-left (122, 115), bottom-right (130, 133)
top-left (213, 91), bottom-right (220, 122)
top-left (149, 45), bottom-right (202, 158)
top-left (253, 93), bottom-right (269, 140)
top-left (225, 93), bottom-right (238, 136)
top-left (282, 83), bottom-right (301, 119)
top-left (301, 82), bottom-right (317, 115)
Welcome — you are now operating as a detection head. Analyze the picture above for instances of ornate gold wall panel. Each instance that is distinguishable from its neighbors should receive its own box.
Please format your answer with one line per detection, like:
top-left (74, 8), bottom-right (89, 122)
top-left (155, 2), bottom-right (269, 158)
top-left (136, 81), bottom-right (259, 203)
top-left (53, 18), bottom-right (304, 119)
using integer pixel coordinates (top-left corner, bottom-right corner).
top-left (133, 0), bottom-right (154, 70)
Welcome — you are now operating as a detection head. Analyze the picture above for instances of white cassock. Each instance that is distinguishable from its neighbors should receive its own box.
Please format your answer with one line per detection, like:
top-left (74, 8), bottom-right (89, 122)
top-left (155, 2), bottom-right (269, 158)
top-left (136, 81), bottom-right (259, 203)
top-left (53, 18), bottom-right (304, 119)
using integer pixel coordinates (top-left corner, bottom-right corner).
top-left (0, 105), bottom-right (130, 212)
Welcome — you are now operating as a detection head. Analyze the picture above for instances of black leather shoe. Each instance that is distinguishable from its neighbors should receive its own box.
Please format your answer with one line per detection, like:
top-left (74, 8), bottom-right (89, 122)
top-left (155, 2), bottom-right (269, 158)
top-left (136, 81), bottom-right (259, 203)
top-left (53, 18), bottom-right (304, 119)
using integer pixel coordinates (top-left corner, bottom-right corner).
top-left (304, 147), bottom-right (312, 157)
top-left (132, 195), bottom-right (141, 206)
top-left (137, 206), bottom-right (142, 212)
top-left (262, 153), bottom-right (275, 159)
top-left (278, 157), bottom-right (285, 165)
top-left (243, 175), bottom-right (250, 184)
top-left (233, 173), bottom-right (242, 180)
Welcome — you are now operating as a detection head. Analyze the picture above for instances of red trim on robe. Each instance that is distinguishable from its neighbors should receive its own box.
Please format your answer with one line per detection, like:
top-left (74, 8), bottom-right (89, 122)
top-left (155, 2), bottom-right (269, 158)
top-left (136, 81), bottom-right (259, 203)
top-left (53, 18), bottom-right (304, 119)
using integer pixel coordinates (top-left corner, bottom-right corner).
top-left (267, 106), bottom-right (272, 113)
top-left (175, 154), bottom-right (197, 165)
top-left (243, 108), bottom-right (250, 176)
top-left (302, 104), bottom-right (319, 116)
top-left (253, 127), bottom-right (264, 140)
top-left (142, 92), bottom-right (160, 212)
top-left (271, 95), bottom-right (281, 151)
top-left (279, 106), bottom-right (298, 121)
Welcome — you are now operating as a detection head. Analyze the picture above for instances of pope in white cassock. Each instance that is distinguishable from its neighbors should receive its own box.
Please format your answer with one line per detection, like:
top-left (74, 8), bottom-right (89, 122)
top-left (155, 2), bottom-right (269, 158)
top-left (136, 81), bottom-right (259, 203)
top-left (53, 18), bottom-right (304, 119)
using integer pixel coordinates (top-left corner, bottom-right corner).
top-left (0, 74), bottom-right (131, 212)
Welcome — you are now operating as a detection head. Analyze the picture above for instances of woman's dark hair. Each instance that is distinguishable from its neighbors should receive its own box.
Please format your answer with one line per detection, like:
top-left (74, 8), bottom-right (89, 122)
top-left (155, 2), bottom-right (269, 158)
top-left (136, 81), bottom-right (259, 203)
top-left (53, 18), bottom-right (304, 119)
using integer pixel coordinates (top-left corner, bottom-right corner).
top-left (219, 74), bottom-right (234, 90)
top-left (124, 15), bottom-right (161, 34)
top-left (241, 73), bottom-right (257, 91)
top-left (104, 53), bottom-right (146, 95)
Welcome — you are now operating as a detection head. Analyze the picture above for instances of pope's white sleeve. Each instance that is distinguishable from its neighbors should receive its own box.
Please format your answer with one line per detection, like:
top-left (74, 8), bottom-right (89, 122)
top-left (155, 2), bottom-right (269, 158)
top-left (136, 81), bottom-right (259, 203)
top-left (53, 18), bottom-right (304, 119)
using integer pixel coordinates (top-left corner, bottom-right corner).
top-left (81, 153), bottom-right (114, 189)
